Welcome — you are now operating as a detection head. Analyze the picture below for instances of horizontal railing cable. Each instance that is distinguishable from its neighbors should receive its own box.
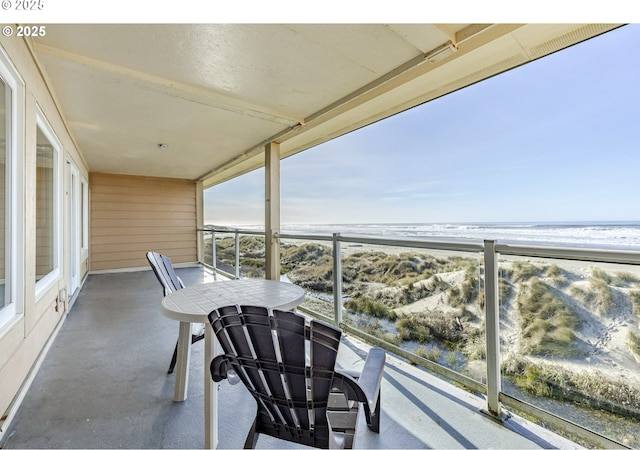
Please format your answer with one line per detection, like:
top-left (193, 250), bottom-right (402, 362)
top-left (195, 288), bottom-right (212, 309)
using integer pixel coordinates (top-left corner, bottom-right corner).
top-left (495, 243), bottom-right (640, 265)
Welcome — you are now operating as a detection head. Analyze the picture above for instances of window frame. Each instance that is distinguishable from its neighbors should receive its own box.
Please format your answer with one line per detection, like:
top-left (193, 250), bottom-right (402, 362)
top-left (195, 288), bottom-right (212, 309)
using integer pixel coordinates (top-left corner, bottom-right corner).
top-left (0, 48), bottom-right (25, 331)
top-left (34, 107), bottom-right (62, 302)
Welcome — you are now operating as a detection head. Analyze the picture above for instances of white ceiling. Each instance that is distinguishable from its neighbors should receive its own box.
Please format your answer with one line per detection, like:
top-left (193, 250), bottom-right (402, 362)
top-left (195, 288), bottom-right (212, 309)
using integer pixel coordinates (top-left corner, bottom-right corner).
top-left (30, 23), bottom-right (621, 188)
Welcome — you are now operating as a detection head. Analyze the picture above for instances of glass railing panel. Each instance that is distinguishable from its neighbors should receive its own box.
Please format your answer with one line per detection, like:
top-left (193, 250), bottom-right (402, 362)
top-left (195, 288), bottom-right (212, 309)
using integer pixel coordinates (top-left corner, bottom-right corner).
top-left (232, 233), bottom-right (265, 279)
top-left (279, 237), bottom-right (335, 320)
top-left (202, 230), bottom-right (265, 279)
top-left (202, 230), bottom-right (214, 266)
top-left (213, 231), bottom-right (236, 275)
top-left (359, 244), bottom-right (484, 383)
top-left (337, 240), bottom-right (485, 384)
top-left (498, 255), bottom-right (640, 447)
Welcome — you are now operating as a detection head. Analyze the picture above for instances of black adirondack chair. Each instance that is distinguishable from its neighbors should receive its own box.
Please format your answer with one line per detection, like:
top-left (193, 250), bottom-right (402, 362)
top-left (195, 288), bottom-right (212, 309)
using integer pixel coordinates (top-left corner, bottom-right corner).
top-left (146, 251), bottom-right (205, 374)
top-left (209, 304), bottom-right (385, 449)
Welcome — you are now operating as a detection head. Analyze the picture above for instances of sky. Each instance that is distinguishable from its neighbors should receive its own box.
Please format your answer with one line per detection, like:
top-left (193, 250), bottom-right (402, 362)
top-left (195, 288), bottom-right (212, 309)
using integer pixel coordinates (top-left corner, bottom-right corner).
top-left (8, 2), bottom-right (637, 227)
top-left (204, 24), bottom-right (640, 226)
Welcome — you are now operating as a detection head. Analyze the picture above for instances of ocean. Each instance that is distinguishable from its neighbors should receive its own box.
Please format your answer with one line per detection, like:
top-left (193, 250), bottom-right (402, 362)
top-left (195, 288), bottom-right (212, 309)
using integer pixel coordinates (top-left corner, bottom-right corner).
top-left (267, 221), bottom-right (640, 251)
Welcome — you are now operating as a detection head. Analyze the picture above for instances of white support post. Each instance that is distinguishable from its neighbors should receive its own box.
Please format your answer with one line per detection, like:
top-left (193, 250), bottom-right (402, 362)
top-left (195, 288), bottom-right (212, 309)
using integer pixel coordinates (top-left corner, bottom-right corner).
top-left (332, 233), bottom-right (342, 326)
top-left (484, 239), bottom-right (502, 418)
top-left (265, 142), bottom-right (281, 281)
top-left (196, 181), bottom-right (204, 264)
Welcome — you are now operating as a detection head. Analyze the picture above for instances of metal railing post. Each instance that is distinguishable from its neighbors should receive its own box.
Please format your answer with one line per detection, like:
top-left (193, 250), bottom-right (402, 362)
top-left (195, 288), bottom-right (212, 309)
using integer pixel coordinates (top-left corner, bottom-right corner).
top-left (235, 230), bottom-right (240, 279)
top-left (196, 229), bottom-right (203, 265)
top-left (332, 233), bottom-right (342, 326)
top-left (484, 239), bottom-right (502, 417)
top-left (211, 229), bottom-right (217, 280)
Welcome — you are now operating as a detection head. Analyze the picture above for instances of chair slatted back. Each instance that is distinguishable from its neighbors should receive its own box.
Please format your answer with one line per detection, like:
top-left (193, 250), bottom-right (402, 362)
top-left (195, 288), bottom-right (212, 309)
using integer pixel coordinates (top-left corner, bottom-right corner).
top-left (146, 251), bottom-right (183, 296)
top-left (209, 305), bottom-right (342, 448)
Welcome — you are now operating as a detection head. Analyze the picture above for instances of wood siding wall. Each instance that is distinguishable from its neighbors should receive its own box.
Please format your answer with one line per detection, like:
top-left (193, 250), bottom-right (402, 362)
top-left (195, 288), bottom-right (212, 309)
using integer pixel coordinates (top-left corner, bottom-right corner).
top-left (90, 173), bottom-right (197, 271)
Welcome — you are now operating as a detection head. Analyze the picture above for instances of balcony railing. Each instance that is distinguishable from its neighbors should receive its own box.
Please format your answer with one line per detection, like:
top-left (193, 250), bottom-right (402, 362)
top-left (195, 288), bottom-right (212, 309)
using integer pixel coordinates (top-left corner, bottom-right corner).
top-left (198, 226), bottom-right (640, 449)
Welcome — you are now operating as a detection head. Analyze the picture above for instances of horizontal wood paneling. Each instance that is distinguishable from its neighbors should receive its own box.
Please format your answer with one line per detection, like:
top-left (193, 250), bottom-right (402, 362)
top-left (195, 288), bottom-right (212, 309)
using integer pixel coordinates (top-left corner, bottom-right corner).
top-left (91, 201), bottom-right (195, 213)
top-left (91, 192), bottom-right (194, 205)
top-left (91, 226), bottom-right (194, 237)
top-left (91, 218), bottom-right (195, 228)
top-left (90, 173), bottom-right (197, 270)
top-left (92, 209), bottom-right (195, 221)
top-left (92, 240), bottom-right (195, 254)
top-left (91, 233), bottom-right (193, 246)
top-left (91, 247), bottom-right (196, 263)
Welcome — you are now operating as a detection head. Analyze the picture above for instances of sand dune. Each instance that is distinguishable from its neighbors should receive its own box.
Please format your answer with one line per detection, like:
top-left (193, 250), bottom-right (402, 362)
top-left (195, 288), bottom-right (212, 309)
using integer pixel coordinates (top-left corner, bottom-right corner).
top-left (340, 244), bottom-right (640, 388)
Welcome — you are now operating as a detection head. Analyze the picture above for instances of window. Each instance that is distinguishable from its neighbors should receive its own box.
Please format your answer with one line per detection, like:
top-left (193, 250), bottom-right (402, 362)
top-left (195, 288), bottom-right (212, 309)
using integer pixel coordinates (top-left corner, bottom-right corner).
top-left (34, 110), bottom-right (61, 299)
top-left (0, 49), bottom-right (24, 328)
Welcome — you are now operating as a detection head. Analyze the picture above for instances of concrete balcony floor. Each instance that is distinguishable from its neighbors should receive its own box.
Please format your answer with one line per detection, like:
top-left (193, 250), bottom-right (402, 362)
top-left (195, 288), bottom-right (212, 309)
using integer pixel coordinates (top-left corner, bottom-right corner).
top-left (2, 267), bottom-right (581, 449)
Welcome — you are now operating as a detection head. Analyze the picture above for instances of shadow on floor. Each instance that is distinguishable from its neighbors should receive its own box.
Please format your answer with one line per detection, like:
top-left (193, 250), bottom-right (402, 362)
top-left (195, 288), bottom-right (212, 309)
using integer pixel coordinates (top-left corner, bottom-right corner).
top-left (2, 267), bottom-right (579, 449)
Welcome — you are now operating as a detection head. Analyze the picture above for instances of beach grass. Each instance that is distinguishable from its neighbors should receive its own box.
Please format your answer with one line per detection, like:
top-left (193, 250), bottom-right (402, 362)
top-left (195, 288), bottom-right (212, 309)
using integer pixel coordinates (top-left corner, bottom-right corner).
top-left (628, 331), bottom-right (640, 359)
top-left (546, 264), bottom-right (567, 286)
top-left (517, 278), bottom-right (581, 357)
top-left (344, 295), bottom-right (394, 319)
top-left (394, 310), bottom-right (462, 345)
top-left (617, 271), bottom-right (640, 284)
top-left (507, 261), bottom-right (542, 282)
top-left (588, 274), bottom-right (615, 315)
top-left (503, 355), bottom-right (640, 414)
top-left (629, 290), bottom-right (640, 316)
top-left (415, 345), bottom-right (441, 362)
top-left (568, 273), bottom-right (616, 317)
top-left (592, 267), bottom-right (613, 283)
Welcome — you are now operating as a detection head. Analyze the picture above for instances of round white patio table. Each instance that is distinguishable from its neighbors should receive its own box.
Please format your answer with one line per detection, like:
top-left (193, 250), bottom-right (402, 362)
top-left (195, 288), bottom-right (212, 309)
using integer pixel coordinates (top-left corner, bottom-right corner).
top-left (161, 279), bottom-right (306, 449)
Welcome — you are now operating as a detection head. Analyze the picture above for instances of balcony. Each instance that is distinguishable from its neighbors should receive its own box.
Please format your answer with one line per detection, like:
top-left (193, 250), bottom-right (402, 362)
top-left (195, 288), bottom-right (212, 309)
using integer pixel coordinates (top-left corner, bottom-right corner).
top-left (1, 23), bottom-right (636, 450)
top-left (6, 221), bottom-right (640, 448)
top-left (4, 265), bottom-right (580, 449)
top-left (201, 228), bottom-right (640, 448)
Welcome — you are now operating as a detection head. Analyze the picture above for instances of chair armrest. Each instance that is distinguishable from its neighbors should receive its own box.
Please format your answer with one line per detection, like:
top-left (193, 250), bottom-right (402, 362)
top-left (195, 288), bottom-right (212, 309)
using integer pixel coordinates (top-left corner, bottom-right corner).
top-left (335, 348), bottom-right (385, 408)
top-left (356, 348), bottom-right (385, 414)
top-left (335, 347), bottom-right (385, 433)
top-left (210, 355), bottom-right (229, 382)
